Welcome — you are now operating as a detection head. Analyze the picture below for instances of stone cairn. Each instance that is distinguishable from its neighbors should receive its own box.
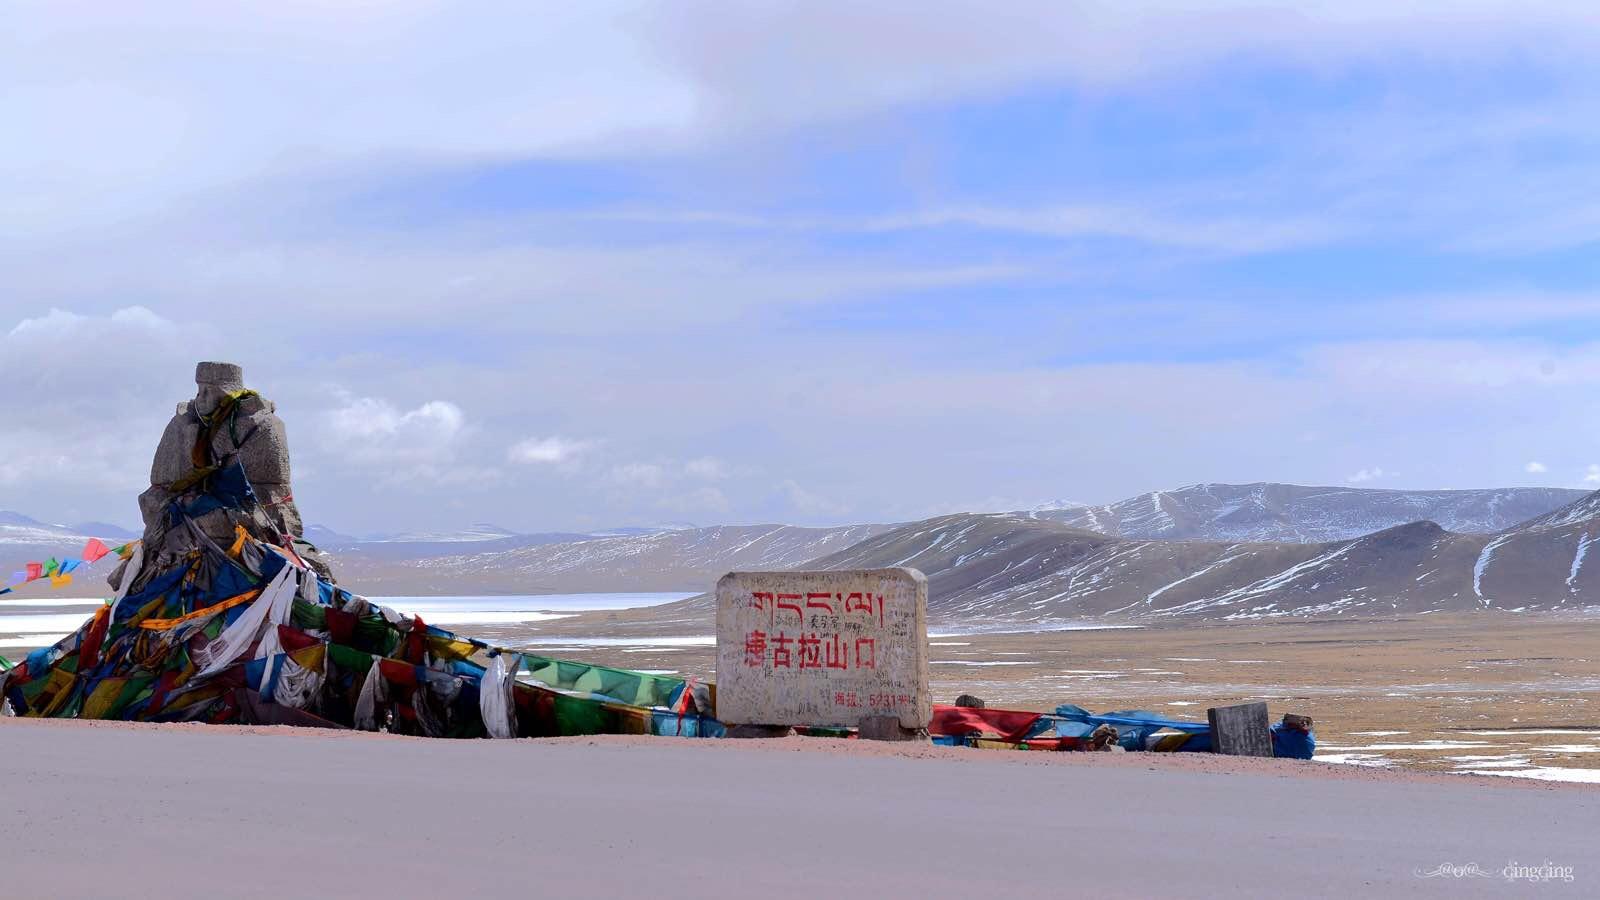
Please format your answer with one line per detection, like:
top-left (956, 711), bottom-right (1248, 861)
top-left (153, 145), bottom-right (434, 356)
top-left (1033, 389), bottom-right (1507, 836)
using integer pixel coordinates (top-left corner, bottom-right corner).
top-left (109, 362), bottom-right (334, 593)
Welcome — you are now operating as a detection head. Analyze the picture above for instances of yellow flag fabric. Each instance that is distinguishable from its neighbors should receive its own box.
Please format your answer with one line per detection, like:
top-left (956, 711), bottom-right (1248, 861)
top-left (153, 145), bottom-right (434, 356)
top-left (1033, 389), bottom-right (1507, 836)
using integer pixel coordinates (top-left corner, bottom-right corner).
top-left (81, 677), bottom-right (130, 719)
top-left (139, 589), bottom-right (259, 631)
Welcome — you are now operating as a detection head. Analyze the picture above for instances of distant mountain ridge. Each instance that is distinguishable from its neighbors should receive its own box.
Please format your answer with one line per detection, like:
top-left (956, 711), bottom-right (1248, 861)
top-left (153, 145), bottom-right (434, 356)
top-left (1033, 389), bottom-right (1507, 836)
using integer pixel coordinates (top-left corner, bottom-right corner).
top-left (8, 484), bottom-right (1596, 621)
top-left (805, 489), bottom-right (1600, 620)
top-left (273, 483), bottom-right (1600, 606)
top-left (1028, 483), bottom-right (1586, 542)
top-left (0, 511), bottom-right (136, 548)
top-left (331, 523), bottom-right (893, 595)
top-left (304, 522), bottom-right (695, 547)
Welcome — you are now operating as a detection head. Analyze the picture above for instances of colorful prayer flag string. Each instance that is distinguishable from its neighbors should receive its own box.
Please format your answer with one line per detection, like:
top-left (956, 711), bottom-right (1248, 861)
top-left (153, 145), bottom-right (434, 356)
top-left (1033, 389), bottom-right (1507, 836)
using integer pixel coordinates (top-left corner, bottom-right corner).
top-left (0, 537), bottom-right (136, 597)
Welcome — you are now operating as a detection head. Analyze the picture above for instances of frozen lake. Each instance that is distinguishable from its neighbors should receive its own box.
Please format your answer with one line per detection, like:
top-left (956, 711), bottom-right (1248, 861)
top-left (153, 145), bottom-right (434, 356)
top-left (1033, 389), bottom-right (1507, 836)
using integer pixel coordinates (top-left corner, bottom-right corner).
top-left (369, 592), bottom-right (697, 624)
top-left (0, 592), bottom-right (699, 649)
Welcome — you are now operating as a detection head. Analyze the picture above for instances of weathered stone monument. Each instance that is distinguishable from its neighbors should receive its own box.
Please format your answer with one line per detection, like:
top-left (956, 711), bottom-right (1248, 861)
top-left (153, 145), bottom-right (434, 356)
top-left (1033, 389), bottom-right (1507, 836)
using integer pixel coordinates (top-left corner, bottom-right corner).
top-left (1207, 701), bottom-right (1274, 757)
top-left (715, 568), bottom-right (930, 735)
top-left (109, 361), bottom-right (333, 593)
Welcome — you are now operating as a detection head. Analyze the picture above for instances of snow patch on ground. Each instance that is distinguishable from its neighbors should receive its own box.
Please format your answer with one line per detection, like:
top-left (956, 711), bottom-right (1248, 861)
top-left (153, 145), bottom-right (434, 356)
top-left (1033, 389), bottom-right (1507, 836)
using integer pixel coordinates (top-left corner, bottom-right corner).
top-left (0, 634), bottom-right (68, 648)
top-left (1475, 766), bottom-right (1600, 783)
top-left (1317, 741), bottom-right (1497, 751)
top-left (522, 635), bottom-right (715, 647)
top-left (1316, 753), bottom-right (1393, 767)
top-left (1459, 729), bottom-right (1600, 736)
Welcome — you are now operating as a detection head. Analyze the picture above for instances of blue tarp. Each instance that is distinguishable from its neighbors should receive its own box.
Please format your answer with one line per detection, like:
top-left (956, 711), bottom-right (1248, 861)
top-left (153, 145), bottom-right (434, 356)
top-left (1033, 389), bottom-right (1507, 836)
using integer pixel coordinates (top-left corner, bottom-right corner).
top-left (1271, 722), bottom-right (1316, 759)
top-left (1051, 704), bottom-right (1212, 752)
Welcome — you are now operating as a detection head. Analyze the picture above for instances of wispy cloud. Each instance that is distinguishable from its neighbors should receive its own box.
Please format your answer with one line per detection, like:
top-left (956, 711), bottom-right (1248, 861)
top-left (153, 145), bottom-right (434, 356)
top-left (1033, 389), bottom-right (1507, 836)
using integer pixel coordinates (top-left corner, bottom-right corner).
top-left (507, 436), bottom-right (594, 466)
top-left (684, 457), bottom-right (730, 480)
top-left (607, 462), bottom-right (666, 489)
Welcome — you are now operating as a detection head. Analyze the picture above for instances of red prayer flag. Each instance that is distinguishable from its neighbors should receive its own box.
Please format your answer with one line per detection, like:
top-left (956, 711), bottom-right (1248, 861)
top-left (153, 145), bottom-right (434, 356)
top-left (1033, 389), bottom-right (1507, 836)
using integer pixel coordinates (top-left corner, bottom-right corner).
top-left (82, 537), bottom-right (111, 563)
top-left (25, 562), bottom-right (42, 581)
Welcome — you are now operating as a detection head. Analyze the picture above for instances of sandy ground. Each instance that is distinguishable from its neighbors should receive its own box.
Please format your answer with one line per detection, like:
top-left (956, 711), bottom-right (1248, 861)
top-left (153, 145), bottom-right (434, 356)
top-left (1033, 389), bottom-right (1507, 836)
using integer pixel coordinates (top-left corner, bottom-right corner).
top-left (1, 717), bottom-right (1595, 899)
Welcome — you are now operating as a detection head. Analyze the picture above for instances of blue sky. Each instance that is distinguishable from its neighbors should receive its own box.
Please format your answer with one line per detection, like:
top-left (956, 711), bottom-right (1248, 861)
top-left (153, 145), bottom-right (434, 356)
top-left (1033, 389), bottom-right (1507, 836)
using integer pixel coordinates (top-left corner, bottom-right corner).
top-left (5, 2), bottom-right (1600, 533)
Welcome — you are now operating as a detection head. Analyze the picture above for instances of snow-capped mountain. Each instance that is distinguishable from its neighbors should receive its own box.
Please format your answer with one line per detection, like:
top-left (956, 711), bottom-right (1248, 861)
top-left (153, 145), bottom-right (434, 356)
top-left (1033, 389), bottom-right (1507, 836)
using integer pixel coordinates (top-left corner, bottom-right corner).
top-left (1026, 499), bottom-right (1088, 513)
top-left (1028, 483), bottom-right (1585, 542)
top-left (0, 511), bottom-right (134, 549)
top-left (362, 523), bottom-right (521, 544)
top-left (13, 483), bottom-right (1589, 615)
top-left (333, 522), bottom-right (894, 595)
top-left (803, 489), bottom-right (1600, 620)
top-left (306, 523), bottom-right (523, 545)
top-left (321, 483), bottom-right (1588, 604)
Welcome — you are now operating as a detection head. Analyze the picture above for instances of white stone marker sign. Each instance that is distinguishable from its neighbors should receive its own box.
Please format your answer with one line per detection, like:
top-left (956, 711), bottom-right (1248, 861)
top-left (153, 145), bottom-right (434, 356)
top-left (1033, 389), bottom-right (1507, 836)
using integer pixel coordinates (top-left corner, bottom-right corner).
top-left (715, 568), bottom-right (930, 729)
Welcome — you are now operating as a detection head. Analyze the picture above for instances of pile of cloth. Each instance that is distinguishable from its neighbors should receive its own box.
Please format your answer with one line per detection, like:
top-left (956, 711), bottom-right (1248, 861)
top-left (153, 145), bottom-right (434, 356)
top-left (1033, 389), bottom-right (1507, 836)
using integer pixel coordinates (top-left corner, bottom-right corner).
top-left (0, 525), bottom-right (721, 739)
top-left (930, 703), bottom-right (1315, 758)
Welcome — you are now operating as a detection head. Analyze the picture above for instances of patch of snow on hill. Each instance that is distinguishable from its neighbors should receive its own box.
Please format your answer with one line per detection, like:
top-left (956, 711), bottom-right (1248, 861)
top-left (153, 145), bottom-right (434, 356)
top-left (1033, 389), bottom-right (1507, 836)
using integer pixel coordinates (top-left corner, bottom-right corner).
top-left (1473, 534), bottom-right (1514, 605)
top-left (1569, 533), bottom-right (1594, 593)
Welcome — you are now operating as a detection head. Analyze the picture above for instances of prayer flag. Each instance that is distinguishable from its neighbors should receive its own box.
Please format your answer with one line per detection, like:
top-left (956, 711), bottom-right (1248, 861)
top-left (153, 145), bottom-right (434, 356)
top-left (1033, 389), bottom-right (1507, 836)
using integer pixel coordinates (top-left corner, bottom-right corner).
top-left (115, 543), bottom-right (133, 560)
top-left (0, 587), bottom-right (10, 596)
top-left (60, 559), bottom-right (81, 574)
top-left (43, 558), bottom-right (59, 576)
top-left (50, 572), bottom-right (72, 588)
top-left (83, 538), bottom-right (111, 563)
top-left (25, 562), bottom-right (42, 581)
top-left (8, 571), bottom-right (23, 585)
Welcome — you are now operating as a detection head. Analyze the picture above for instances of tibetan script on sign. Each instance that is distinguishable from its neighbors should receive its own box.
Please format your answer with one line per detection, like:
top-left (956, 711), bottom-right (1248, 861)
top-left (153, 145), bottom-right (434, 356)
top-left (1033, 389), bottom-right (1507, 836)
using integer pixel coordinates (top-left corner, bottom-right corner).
top-left (716, 568), bottom-right (929, 729)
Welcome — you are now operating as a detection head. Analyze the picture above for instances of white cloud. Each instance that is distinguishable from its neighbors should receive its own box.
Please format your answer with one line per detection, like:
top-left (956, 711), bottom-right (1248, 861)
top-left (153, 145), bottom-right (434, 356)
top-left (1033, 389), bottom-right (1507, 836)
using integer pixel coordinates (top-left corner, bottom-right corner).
top-left (778, 479), bottom-right (850, 518)
top-left (2, 304), bottom-right (178, 344)
top-left (1346, 467), bottom-right (1392, 484)
top-left (325, 396), bottom-right (464, 445)
top-left (318, 394), bottom-right (478, 486)
top-left (1526, 461), bottom-right (1549, 473)
top-left (608, 462), bottom-right (666, 489)
top-left (665, 486), bottom-right (732, 516)
top-left (507, 436), bottom-right (593, 465)
top-left (0, 306), bottom-right (210, 511)
top-left (684, 456), bottom-right (729, 480)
